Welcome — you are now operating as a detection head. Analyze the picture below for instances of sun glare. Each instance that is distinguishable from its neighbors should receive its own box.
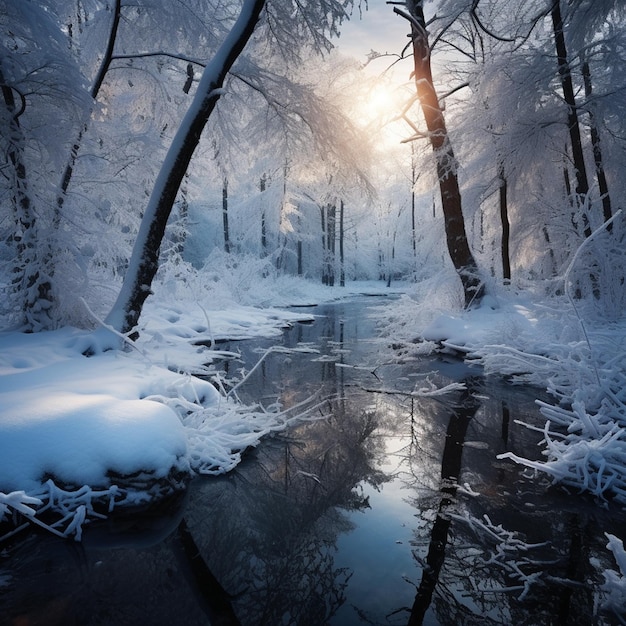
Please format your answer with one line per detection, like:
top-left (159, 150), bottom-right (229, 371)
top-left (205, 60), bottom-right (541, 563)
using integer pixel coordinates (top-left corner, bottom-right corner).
top-left (360, 84), bottom-right (396, 124)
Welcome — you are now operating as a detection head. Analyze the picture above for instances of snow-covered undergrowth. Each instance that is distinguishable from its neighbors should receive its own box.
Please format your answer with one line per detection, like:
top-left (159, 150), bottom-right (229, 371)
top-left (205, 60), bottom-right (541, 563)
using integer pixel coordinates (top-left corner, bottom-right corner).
top-left (382, 285), bottom-right (626, 505)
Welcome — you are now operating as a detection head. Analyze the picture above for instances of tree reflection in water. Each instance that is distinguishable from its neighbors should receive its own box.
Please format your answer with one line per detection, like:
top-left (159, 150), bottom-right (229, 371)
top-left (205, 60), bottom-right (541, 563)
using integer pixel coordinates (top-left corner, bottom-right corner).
top-left (407, 378), bottom-right (482, 625)
top-left (401, 374), bottom-right (620, 626)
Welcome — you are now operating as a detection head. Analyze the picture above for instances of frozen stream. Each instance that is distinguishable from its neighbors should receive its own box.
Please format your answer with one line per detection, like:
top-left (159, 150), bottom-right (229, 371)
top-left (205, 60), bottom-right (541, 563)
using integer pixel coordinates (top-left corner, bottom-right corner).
top-left (2, 296), bottom-right (625, 625)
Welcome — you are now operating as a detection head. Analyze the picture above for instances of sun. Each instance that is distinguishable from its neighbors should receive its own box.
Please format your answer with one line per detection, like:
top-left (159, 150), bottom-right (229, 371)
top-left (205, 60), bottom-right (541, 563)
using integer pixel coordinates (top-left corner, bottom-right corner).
top-left (357, 81), bottom-right (403, 128)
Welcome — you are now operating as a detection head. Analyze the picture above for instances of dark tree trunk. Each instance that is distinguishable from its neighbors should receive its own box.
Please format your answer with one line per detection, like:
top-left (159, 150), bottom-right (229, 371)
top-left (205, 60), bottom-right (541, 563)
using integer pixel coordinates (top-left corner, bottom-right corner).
top-left (339, 199), bottom-right (345, 287)
top-left (56, 0), bottom-right (121, 244)
top-left (105, 0), bottom-right (266, 335)
top-left (320, 205), bottom-right (327, 285)
top-left (411, 148), bottom-right (418, 257)
top-left (296, 213), bottom-right (303, 275)
top-left (499, 171), bottom-right (511, 283)
top-left (397, 1), bottom-right (483, 307)
top-left (581, 58), bottom-right (612, 229)
top-left (260, 173), bottom-right (267, 256)
top-left (551, 0), bottom-right (591, 237)
top-left (1, 67), bottom-right (54, 330)
top-left (222, 177), bottom-right (231, 253)
top-left (327, 202), bottom-right (336, 286)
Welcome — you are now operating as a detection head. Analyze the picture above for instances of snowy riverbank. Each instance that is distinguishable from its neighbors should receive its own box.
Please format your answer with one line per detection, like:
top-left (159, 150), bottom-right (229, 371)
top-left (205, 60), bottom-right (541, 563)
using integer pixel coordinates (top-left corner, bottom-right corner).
top-left (0, 280), bottom-right (404, 540)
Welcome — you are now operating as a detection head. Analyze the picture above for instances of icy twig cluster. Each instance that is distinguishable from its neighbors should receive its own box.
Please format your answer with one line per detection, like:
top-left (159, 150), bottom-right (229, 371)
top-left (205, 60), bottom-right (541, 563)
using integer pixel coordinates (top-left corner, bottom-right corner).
top-left (494, 325), bottom-right (626, 505)
top-left (450, 512), bottom-right (554, 601)
top-left (0, 481), bottom-right (121, 543)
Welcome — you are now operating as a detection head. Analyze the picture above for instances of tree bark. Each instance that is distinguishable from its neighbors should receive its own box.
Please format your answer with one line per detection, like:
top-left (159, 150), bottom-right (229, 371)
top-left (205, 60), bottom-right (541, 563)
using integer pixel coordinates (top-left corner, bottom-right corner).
top-left (260, 173), bottom-right (267, 256)
top-left (551, 0), bottom-right (591, 237)
top-left (1, 67), bottom-right (54, 330)
top-left (499, 171), bottom-right (511, 283)
top-left (339, 199), bottom-right (345, 287)
top-left (222, 177), bottom-right (231, 253)
top-left (398, 1), bottom-right (483, 307)
top-left (581, 58), bottom-right (612, 229)
top-left (105, 0), bottom-right (266, 335)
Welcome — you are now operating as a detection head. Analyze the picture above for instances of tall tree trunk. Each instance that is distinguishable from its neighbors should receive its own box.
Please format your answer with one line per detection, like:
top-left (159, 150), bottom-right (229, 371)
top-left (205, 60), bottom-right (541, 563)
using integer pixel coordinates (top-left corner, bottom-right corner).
top-left (222, 177), bottom-right (231, 253)
top-left (411, 144), bottom-right (418, 258)
top-left (397, 2), bottom-right (483, 307)
top-left (260, 173), bottom-right (267, 256)
top-left (339, 199), bottom-right (345, 287)
top-left (499, 170), bottom-right (511, 283)
top-left (581, 57), bottom-right (612, 229)
top-left (327, 202), bottom-right (336, 286)
top-left (105, 0), bottom-right (266, 336)
top-left (320, 205), bottom-right (327, 285)
top-left (296, 213), bottom-right (303, 276)
top-left (551, 0), bottom-right (591, 237)
top-left (56, 0), bottom-right (122, 223)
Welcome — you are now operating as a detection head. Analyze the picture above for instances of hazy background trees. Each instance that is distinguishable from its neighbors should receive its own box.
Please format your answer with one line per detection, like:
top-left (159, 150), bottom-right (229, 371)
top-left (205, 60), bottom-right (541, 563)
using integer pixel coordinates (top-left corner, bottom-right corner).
top-left (1, 0), bottom-right (625, 333)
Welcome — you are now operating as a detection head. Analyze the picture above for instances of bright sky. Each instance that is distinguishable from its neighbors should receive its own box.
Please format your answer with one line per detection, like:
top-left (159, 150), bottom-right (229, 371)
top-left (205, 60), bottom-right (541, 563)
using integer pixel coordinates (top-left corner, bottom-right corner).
top-left (338, 0), bottom-right (412, 82)
top-left (335, 2), bottom-right (417, 147)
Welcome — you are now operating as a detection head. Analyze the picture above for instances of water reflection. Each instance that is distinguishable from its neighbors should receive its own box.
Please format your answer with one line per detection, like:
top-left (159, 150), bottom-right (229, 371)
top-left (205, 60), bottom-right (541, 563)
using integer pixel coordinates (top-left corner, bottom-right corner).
top-left (1, 298), bottom-right (624, 625)
top-left (407, 379), bottom-right (482, 625)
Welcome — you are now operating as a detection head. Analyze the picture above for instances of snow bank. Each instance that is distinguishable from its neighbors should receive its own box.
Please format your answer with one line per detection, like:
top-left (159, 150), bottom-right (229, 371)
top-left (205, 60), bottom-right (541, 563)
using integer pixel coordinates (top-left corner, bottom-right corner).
top-left (0, 328), bottom-right (216, 493)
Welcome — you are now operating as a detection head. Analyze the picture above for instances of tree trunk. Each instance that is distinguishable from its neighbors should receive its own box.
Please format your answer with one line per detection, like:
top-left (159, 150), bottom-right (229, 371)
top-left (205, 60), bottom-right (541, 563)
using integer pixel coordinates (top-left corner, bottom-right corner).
top-left (411, 145), bottom-right (418, 257)
top-left (327, 203), bottom-right (336, 286)
top-left (222, 177), bottom-right (231, 253)
top-left (1, 67), bottom-right (54, 330)
top-left (581, 57), bottom-right (612, 229)
top-left (105, 0), bottom-right (266, 336)
top-left (56, 0), bottom-right (121, 224)
top-left (499, 171), bottom-right (511, 283)
top-left (397, 1), bottom-right (483, 307)
top-left (320, 205), bottom-right (328, 284)
top-left (551, 0), bottom-right (591, 237)
top-left (339, 199), bottom-right (345, 287)
top-left (260, 173), bottom-right (267, 256)
top-left (296, 213), bottom-right (303, 275)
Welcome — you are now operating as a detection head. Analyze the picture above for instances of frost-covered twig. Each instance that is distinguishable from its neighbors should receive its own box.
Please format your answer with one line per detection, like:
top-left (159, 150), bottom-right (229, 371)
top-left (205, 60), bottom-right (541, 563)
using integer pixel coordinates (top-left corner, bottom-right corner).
top-left (0, 481), bottom-right (124, 544)
top-left (451, 511), bottom-right (556, 601)
top-left (601, 533), bottom-right (626, 623)
top-left (226, 344), bottom-right (319, 398)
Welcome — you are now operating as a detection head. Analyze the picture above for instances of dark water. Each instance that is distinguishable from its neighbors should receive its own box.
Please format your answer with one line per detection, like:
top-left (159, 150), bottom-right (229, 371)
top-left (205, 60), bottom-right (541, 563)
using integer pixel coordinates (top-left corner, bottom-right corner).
top-left (1, 297), bottom-right (625, 626)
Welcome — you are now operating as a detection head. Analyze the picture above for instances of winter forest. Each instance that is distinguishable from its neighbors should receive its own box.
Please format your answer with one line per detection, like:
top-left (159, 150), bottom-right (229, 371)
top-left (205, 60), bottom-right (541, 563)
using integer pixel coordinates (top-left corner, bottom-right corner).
top-left (2, 0), bottom-right (626, 623)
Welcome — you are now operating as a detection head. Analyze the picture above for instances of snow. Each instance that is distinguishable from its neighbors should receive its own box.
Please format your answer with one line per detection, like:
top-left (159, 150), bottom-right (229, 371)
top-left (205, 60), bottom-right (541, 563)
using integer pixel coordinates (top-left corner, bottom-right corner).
top-left (0, 278), bottom-right (400, 539)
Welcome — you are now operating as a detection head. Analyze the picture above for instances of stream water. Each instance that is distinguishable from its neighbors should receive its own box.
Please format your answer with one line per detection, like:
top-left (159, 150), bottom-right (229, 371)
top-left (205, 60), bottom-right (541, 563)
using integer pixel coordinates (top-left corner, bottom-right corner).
top-left (1, 296), bottom-right (625, 626)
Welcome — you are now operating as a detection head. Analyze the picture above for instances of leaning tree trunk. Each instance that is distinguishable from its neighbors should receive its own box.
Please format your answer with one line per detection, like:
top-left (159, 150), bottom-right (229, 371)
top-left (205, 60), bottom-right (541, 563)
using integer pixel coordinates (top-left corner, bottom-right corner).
top-left (105, 0), bottom-right (266, 336)
top-left (397, 1), bottom-right (483, 307)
